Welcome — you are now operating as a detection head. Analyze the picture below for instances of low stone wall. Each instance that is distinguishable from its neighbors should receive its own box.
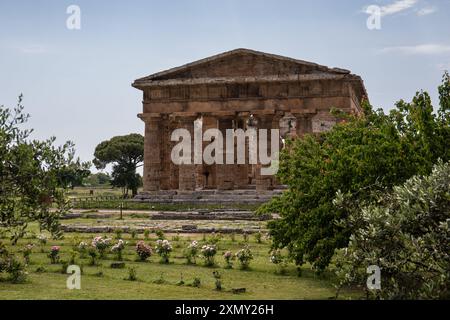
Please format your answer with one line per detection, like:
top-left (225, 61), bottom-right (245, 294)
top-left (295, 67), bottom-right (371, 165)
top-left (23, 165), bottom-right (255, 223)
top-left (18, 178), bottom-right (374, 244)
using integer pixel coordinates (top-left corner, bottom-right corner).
top-left (133, 189), bottom-right (284, 205)
top-left (61, 225), bottom-right (262, 234)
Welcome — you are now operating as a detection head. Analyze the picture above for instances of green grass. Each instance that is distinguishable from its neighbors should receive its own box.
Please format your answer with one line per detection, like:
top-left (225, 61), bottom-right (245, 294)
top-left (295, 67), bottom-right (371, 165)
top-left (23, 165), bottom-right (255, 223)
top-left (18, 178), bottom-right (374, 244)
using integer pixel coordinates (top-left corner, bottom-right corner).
top-left (0, 231), bottom-right (362, 300)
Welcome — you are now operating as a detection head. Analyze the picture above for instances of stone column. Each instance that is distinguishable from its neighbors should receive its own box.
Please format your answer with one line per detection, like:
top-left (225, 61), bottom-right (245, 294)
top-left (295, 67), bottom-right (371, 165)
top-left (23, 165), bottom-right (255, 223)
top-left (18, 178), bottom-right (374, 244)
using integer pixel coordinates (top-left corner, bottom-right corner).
top-left (217, 117), bottom-right (235, 190)
top-left (158, 115), bottom-right (171, 190)
top-left (168, 117), bottom-right (180, 189)
top-left (234, 114), bottom-right (249, 189)
top-left (255, 114), bottom-right (274, 192)
top-left (295, 114), bottom-right (313, 136)
top-left (177, 116), bottom-right (197, 191)
top-left (197, 115), bottom-right (217, 189)
top-left (270, 113), bottom-right (282, 188)
top-left (143, 115), bottom-right (162, 191)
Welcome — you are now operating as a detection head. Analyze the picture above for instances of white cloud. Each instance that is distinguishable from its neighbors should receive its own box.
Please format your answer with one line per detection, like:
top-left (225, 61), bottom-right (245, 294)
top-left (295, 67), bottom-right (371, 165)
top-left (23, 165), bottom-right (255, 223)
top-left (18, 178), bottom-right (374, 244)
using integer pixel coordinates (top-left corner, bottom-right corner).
top-left (364, 0), bottom-right (418, 17)
top-left (437, 62), bottom-right (450, 71)
top-left (416, 6), bottom-right (437, 16)
top-left (378, 0), bottom-right (418, 17)
top-left (18, 45), bottom-right (48, 54)
top-left (380, 44), bottom-right (450, 55)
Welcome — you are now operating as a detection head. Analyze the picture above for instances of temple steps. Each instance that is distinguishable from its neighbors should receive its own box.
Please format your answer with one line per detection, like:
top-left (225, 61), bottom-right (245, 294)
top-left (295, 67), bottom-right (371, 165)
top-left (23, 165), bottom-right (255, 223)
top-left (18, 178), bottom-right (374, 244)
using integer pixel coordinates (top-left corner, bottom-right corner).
top-left (133, 189), bottom-right (284, 204)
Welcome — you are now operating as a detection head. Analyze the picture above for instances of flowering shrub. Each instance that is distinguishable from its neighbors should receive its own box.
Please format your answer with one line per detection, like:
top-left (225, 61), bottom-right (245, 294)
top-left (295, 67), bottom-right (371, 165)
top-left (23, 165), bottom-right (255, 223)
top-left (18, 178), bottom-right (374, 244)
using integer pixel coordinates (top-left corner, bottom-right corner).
top-left (22, 244), bottom-right (34, 264)
top-left (48, 246), bottom-right (60, 264)
top-left (135, 241), bottom-right (152, 261)
top-left (269, 249), bottom-right (283, 264)
top-left (91, 236), bottom-right (111, 258)
top-left (254, 231), bottom-right (262, 243)
top-left (270, 249), bottom-right (288, 274)
top-left (78, 241), bottom-right (88, 251)
top-left (223, 251), bottom-right (233, 269)
top-left (111, 239), bottom-right (126, 260)
top-left (77, 241), bottom-right (87, 258)
top-left (235, 246), bottom-right (253, 269)
top-left (184, 240), bottom-right (199, 264)
top-left (155, 240), bottom-right (173, 263)
top-left (201, 244), bottom-right (217, 266)
top-left (37, 234), bottom-right (47, 245)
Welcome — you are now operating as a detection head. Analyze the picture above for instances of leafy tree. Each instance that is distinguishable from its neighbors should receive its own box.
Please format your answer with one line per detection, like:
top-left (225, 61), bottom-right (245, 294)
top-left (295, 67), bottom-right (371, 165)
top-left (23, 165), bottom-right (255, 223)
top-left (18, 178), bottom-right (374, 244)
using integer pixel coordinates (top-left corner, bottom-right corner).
top-left (335, 160), bottom-right (450, 299)
top-left (83, 172), bottom-right (111, 186)
top-left (1, 95), bottom-right (87, 243)
top-left (57, 161), bottom-right (91, 189)
top-left (93, 134), bottom-right (144, 196)
top-left (258, 72), bottom-right (450, 271)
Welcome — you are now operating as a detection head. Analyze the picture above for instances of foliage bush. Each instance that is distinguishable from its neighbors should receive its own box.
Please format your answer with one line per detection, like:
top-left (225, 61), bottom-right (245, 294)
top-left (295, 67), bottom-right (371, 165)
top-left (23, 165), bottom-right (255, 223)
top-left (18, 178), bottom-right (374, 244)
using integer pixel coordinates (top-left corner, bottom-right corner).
top-left (184, 241), bottom-right (199, 264)
top-left (91, 236), bottom-right (111, 258)
top-left (235, 246), bottom-right (254, 269)
top-left (335, 160), bottom-right (450, 299)
top-left (270, 249), bottom-right (288, 274)
top-left (258, 72), bottom-right (450, 271)
top-left (22, 244), bottom-right (34, 265)
top-left (201, 244), bottom-right (217, 267)
top-left (155, 240), bottom-right (173, 264)
top-left (0, 242), bottom-right (27, 283)
top-left (111, 239), bottom-right (126, 261)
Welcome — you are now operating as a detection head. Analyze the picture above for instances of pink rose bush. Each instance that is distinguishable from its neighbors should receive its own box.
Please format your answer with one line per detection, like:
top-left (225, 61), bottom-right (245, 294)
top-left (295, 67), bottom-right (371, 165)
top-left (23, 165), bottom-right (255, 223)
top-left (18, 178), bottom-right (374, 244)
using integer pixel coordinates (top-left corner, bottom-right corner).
top-left (223, 250), bottom-right (234, 269)
top-left (48, 246), bottom-right (60, 264)
top-left (136, 241), bottom-right (152, 261)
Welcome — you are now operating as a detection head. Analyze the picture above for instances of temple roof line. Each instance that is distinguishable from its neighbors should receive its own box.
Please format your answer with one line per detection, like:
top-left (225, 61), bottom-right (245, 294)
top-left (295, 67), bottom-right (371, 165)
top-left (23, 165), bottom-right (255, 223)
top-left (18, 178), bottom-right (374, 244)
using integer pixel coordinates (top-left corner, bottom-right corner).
top-left (132, 48), bottom-right (352, 86)
top-left (133, 73), bottom-right (362, 88)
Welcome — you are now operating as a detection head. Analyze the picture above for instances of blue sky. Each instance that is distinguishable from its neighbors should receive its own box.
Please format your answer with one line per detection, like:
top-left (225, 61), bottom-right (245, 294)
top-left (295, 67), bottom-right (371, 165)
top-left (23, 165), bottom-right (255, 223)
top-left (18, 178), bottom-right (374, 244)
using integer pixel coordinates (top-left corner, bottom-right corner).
top-left (1, 0), bottom-right (449, 169)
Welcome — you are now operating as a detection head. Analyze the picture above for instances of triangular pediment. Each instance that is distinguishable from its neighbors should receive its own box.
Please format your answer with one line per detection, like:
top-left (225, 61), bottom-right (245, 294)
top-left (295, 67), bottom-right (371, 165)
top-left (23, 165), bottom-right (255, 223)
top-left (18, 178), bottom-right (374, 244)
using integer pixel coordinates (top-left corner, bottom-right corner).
top-left (134, 48), bottom-right (350, 84)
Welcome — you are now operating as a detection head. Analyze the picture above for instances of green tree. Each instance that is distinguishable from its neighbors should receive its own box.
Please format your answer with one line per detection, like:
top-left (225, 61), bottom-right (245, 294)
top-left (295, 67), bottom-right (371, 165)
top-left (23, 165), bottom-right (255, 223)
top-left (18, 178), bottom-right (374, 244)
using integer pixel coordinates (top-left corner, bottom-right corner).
top-left (1, 95), bottom-right (86, 243)
top-left (83, 172), bottom-right (111, 186)
top-left (259, 72), bottom-right (450, 271)
top-left (57, 161), bottom-right (91, 189)
top-left (335, 160), bottom-right (450, 299)
top-left (93, 134), bottom-right (144, 196)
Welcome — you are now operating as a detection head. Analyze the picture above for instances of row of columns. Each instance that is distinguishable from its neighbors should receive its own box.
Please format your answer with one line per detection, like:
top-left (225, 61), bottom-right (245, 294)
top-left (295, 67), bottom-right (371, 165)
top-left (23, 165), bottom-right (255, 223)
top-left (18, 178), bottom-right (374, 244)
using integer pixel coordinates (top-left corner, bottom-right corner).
top-left (141, 112), bottom-right (312, 192)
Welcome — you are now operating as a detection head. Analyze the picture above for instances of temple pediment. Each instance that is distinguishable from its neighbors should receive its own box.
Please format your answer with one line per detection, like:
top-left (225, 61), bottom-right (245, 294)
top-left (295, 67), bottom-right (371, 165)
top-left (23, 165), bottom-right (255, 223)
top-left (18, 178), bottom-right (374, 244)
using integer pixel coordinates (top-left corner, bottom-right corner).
top-left (133, 48), bottom-right (351, 86)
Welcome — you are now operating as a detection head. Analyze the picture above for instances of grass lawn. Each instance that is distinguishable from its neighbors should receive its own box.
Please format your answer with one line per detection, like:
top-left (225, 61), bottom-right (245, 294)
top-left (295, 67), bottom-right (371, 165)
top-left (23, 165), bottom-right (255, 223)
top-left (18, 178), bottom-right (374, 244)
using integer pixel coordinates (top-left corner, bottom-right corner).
top-left (0, 229), bottom-right (362, 300)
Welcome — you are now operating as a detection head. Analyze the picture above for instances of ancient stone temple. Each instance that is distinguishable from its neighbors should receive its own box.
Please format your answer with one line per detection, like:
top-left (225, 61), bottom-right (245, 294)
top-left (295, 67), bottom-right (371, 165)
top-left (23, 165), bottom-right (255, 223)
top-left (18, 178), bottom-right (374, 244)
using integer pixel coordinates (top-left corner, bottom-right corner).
top-left (132, 49), bottom-right (367, 201)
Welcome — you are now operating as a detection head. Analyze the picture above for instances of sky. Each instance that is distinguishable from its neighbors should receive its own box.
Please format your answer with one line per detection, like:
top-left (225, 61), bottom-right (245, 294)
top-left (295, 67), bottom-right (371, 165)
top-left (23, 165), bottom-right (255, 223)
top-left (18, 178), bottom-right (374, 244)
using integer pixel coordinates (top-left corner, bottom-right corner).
top-left (1, 0), bottom-right (449, 171)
